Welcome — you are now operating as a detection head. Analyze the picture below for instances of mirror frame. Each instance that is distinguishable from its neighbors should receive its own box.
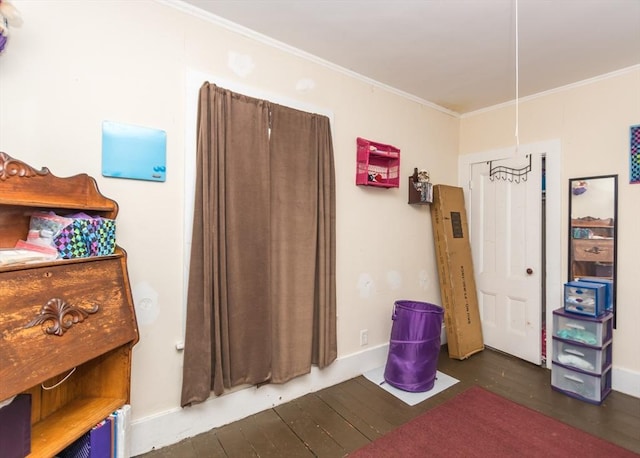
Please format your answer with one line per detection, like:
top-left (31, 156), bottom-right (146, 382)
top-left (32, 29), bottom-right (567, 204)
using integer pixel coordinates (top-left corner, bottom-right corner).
top-left (568, 174), bottom-right (618, 327)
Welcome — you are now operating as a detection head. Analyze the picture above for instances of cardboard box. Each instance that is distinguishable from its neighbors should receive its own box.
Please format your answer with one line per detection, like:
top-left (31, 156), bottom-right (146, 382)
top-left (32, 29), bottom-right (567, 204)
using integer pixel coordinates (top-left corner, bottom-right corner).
top-left (430, 185), bottom-right (484, 359)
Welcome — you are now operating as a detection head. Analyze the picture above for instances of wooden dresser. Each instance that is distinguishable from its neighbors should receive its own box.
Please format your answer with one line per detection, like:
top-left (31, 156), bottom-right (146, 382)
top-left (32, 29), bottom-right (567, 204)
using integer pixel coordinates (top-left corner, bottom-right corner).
top-left (570, 217), bottom-right (614, 280)
top-left (0, 153), bottom-right (139, 457)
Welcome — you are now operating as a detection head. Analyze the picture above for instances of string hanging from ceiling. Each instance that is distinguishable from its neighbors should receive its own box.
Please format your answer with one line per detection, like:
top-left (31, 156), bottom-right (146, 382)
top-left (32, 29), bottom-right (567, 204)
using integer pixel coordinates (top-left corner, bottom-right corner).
top-left (488, 0), bottom-right (532, 183)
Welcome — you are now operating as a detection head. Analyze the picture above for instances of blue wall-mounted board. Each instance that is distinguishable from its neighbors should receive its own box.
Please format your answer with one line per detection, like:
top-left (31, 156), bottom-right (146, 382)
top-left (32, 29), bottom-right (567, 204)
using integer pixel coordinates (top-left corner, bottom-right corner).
top-left (102, 121), bottom-right (167, 182)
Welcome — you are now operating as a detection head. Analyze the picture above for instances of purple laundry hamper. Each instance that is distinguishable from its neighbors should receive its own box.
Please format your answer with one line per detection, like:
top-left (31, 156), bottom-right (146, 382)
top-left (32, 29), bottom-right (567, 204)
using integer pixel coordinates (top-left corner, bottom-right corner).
top-left (383, 300), bottom-right (444, 392)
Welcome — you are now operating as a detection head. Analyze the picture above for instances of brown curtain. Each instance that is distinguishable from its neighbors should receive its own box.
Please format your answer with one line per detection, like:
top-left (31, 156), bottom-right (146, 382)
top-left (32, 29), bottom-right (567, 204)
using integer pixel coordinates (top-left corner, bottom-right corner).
top-left (181, 84), bottom-right (336, 406)
top-left (269, 103), bottom-right (337, 382)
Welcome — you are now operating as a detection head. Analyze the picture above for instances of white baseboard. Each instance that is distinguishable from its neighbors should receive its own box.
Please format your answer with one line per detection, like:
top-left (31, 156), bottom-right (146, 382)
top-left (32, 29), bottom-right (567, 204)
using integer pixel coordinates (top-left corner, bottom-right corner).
top-left (612, 366), bottom-right (640, 398)
top-left (130, 344), bottom-right (390, 456)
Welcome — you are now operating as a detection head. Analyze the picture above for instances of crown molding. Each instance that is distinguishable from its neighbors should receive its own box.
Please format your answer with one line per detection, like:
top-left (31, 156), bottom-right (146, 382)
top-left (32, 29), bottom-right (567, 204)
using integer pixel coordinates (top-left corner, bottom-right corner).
top-left (462, 64), bottom-right (640, 118)
top-left (157, 1), bottom-right (638, 120)
top-left (155, 0), bottom-right (459, 117)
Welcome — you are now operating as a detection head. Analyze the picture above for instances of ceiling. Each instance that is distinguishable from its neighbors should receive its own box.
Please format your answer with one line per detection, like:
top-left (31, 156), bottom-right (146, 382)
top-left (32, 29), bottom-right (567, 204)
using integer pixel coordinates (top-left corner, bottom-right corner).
top-left (181, 0), bottom-right (640, 114)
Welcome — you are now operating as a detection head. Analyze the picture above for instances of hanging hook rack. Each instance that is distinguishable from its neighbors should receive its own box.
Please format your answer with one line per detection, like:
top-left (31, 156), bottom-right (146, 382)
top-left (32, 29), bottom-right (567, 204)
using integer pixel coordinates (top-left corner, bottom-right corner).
top-left (487, 154), bottom-right (531, 183)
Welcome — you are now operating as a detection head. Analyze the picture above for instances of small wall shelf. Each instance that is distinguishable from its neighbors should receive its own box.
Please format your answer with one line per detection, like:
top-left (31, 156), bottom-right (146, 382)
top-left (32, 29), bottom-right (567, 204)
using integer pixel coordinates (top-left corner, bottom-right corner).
top-left (355, 137), bottom-right (400, 188)
top-left (408, 168), bottom-right (433, 204)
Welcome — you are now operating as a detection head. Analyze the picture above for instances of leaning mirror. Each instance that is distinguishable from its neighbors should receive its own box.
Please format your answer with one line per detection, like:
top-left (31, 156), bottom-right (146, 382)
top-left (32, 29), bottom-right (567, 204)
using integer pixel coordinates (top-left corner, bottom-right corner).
top-left (568, 175), bottom-right (618, 326)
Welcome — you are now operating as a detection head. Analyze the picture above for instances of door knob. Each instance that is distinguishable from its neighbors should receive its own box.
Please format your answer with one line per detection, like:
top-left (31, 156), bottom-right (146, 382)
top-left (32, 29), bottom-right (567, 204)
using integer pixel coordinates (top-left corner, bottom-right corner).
top-left (526, 268), bottom-right (533, 275)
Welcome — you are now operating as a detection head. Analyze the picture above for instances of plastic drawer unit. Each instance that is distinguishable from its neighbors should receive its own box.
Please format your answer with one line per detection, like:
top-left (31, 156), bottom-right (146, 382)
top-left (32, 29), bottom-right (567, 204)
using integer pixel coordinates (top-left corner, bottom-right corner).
top-left (576, 277), bottom-right (613, 312)
top-left (564, 281), bottom-right (606, 317)
top-left (552, 308), bottom-right (612, 347)
top-left (551, 308), bottom-right (613, 405)
top-left (551, 362), bottom-right (612, 405)
top-left (552, 338), bottom-right (612, 375)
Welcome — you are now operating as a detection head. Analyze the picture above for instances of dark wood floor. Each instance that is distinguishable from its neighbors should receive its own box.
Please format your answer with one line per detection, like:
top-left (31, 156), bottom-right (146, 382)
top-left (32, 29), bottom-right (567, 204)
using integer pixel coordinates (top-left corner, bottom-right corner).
top-left (136, 347), bottom-right (640, 457)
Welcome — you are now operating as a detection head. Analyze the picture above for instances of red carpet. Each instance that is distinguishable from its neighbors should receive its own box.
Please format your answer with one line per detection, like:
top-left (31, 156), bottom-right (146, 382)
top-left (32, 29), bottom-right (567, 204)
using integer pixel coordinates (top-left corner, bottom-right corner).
top-left (350, 386), bottom-right (638, 457)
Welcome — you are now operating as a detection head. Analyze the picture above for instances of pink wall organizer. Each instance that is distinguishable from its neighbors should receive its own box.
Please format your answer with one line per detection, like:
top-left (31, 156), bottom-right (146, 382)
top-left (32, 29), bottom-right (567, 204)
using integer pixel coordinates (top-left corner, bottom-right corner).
top-left (355, 137), bottom-right (400, 188)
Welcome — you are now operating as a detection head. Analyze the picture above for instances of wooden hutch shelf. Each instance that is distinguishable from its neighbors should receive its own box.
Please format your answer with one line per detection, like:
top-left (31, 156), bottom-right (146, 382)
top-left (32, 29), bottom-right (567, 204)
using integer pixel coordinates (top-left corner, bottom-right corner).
top-left (0, 153), bottom-right (139, 457)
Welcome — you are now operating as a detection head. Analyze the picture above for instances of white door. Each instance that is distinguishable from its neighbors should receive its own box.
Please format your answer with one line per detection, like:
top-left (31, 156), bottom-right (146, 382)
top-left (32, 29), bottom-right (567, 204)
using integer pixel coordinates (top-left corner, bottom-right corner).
top-left (469, 154), bottom-right (542, 364)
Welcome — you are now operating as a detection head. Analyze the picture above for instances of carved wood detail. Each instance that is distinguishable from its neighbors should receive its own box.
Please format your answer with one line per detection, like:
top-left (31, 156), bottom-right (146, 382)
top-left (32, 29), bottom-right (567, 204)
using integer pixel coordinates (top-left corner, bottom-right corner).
top-left (0, 152), bottom-right (50, 181)
top-left (25, 298), bottom-right (99, 336)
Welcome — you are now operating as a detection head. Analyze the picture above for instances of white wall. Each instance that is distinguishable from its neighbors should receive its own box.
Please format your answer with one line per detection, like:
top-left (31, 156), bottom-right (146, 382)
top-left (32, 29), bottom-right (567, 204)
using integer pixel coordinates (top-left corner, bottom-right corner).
top-left (460, 67), bottom-right (640, 394)
top-left (0, 1), bottom-right (459, 454)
